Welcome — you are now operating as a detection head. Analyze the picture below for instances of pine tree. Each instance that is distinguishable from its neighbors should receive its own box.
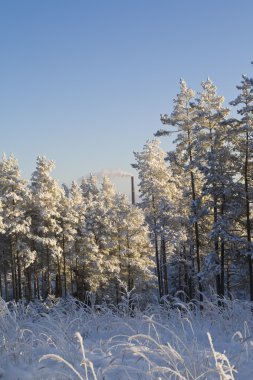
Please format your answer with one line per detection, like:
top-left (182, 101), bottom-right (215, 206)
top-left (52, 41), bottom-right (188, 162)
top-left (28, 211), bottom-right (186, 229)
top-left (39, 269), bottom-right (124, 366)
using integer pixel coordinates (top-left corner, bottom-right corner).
top-left (57, 183), bottom-right (83, 297)
top-left (30, 156), bottom-right (63, 298)
top-left (73, 175), bottom-right (110, 297)
top-left (230, 74), bottom-right (253, 301)
top-left (112, 193), bottom-right (155, 294)
top-left (133, 139), bottom-right (182, 297)
top-left (0, 154), bottom-right (32, 300)
top-left (67, 181), bottom-right (86, 296)
top-left (156, 79), bottom-right (203, 298)
top-left (193, 78), bottom-right (230, 296)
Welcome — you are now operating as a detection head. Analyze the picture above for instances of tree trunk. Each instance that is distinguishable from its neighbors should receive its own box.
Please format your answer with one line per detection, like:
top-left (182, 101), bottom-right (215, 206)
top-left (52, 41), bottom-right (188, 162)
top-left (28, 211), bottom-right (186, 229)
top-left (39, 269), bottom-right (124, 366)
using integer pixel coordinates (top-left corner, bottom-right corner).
top-left (3, 256), bottom-right (8, 301)
top-left (183, 245), bottom-right (190, 299)
top-left (245, 131), bottom-right (253, 301)
top-left (41, 270), bottom-right (45, 299)
top-left (56, 256), bottom-right (62, 297)
top-left (219, 196), bottom-right (226, 298)
top-left (226, 254), bottom-right (231, 298)
top-left (70, 262), bottom-right (74, 295)
top-left (127, 265), bottom-right (132, 292)
top-left (190, 165), bottom-right (203, 300)
top-left (152, 196), bottom-right (162, 298)
top-left (36, 272), bottom-right (40, 299)
top-left (16, 250), bottom-right (22, 300)
top-left (213, 197), bottom-right (221, 296)
top-left (33, 267), bottom-right (37, 299)
top-left (46, 247), bottom-right (51, 296)
top-left (62, 234), bottom-right (67, 297)
top-left (26, 268), bottom-right (32, 301)
top-left (4, 266), bottom-right (9, 302)
top-left (188, 130), bottom-right (202, 300)
top-left (10, 239), bottom-right (16, 300)
top-left (220, 239), bottom-right (225, 297)
top-left (161, 236), bottom-right (168, 295)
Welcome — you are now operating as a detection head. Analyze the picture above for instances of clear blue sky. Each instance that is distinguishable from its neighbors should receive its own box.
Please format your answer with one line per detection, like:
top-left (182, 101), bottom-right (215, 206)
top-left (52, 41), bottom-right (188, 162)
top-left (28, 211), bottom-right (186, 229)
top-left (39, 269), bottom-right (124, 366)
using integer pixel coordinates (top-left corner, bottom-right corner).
top-left (1, 0), bottom-right (253, 191)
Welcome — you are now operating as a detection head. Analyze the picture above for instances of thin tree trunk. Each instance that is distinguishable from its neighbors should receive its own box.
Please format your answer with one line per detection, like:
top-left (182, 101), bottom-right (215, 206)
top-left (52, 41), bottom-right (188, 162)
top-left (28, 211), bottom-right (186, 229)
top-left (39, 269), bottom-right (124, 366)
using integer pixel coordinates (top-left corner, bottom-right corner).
top-left (152, 195), bottom-right (162, 298)
top-left (127, 265), bottom-right (132, 292)
top-left (41, 270), bottom-right (45, 299)
top-left (36, 272), bottom-right (40, 299)
top-left (220, 239), bottom-right (225, 297)
top-left (16, 250), bottom-right (22, 300)
top-left (10, 239), bottom-right (16, 300)
top-left (14, 262), bottom-right (18, 301)
top-left (189, 235), bottom-right (195, 300)
top-left (209, 128), bottom-right (221, 297)
top-left (219, 196), bottom-right (225, 298)
top-left (183, 245), bottom-right (190, 298)
top-left (27, 268), bottom-right (32, 301)
top-left (126, 233), bottom-right (133, 292)
top-left (33, 267), bottom-right (37, 299)
top-left (161, 236), bottom-right (168, 295)
top-left (56, 256), bottom-right (62, 297)
top-left (226, 253), bottom-right (231, 298)
top-left (213, 197), bottom-right (221, 296)
top-left (245, 131), bottom-right (253, 301)
top-left (3, 257), bottom-right (8, 301)
top-left (62, 234), bottom-right (67, 297)
top-left (70, 261), bottom-right (74, 295)
top-left (46, 247), bottom-right (51, 296)
top-left (188, 130), bottom-right (202, 300)
top-left (178, 252), bottom-right (181, 291)
top-left (115, 280), bottom-right (119, 305)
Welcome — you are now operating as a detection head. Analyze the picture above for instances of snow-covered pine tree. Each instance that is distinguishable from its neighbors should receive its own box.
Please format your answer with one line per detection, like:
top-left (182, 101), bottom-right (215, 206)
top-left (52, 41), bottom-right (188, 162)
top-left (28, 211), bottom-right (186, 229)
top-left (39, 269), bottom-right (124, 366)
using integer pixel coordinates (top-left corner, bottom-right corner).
top-left (193, 79), bottom-right (231, 296)
top-left (65, 181), bottom-right (86, 296)
top-left (30, 156), bottom-right (63, 298)
top-left (229, 73), bottom-right (253, 300)
top-left (86, 176), bottom-right (119, 295)
top-left (73, 175), bottom-right (155, 303)
top-left (0, 154), bottom-right (33, 300)
top-left (133, 139), bottom-right (182, 298)
top-left (57, 181), bottom-right (85, 297)
top-left (72, 175), bottom-right (109, 298)
top-left (156, 79), bottom-right (203, 298)
top-left (112, 192), bottom-right (154, 295)
top-left (80, 174), bottom-right (100, 200)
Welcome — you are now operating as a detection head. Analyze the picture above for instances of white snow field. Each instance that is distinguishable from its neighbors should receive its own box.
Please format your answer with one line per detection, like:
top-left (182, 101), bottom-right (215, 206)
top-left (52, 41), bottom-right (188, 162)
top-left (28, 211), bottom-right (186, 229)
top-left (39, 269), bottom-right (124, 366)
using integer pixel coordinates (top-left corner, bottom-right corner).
top-left (0, 295), bottom-right (253, 380)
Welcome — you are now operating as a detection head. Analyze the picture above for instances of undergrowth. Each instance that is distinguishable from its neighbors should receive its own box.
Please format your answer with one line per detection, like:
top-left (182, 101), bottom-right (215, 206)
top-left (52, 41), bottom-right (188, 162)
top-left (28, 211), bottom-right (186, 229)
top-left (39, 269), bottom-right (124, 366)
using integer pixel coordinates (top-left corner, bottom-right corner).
top-left (0, 294), bottom-right (252, 379)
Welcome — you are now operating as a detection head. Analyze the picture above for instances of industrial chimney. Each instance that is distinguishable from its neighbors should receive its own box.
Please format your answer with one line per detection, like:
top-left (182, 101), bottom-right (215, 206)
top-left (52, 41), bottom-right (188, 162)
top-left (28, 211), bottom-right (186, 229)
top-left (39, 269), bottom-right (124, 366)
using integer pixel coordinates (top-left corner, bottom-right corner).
top-left (131, 176), bottom-right (135, 205)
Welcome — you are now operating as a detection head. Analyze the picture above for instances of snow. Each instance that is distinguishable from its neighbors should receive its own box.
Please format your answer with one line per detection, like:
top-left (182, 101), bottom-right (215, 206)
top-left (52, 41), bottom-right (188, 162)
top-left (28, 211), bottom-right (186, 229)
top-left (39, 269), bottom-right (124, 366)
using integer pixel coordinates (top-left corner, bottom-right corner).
top-left (0, 296), bottom-right (253, 379)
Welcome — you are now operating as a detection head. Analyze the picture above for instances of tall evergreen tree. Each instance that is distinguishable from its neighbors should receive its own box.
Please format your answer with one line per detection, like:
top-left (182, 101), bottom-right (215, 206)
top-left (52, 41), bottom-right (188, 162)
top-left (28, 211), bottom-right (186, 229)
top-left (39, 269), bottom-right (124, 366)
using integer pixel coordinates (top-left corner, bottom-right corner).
top-left (30, 156), bottom-right (63, 298)
top-left (133, 139), bottom-right (182, 297)
top-left (230, 74), bottom-right (253, 301)
top-left (193, 78), bottom-right (230, 296)
top-left (156, 79), bottom-right (203, 298)
top-left (0, 154), bottom-right (32, 300)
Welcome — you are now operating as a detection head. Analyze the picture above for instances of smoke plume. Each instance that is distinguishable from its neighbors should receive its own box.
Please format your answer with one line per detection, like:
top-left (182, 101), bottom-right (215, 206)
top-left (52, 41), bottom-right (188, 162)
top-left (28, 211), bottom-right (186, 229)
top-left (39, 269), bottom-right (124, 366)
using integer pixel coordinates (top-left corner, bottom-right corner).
top-left (92, 169), bottom-right (132, 179)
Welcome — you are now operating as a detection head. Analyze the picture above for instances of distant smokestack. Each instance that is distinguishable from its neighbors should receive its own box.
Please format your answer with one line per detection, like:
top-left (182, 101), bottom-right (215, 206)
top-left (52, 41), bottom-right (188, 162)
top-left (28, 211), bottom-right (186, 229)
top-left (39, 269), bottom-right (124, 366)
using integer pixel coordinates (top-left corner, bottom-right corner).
top-left (131, 176), bottom-right (135, 205)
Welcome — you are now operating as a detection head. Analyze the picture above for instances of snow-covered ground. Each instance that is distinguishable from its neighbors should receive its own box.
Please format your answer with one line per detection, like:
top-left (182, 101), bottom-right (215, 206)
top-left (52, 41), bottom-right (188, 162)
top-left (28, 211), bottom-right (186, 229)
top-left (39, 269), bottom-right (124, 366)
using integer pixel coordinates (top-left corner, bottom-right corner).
top-left (0, 295), bottom-right (252, 379)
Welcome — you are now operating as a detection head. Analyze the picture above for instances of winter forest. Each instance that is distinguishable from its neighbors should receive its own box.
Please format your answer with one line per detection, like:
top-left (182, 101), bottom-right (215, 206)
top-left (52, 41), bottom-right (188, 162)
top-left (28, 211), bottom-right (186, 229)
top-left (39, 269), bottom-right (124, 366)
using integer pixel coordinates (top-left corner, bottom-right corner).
top-left (2, 70), bottom-right (253, 379)
top-left (2, 74), bottom-right (253, 304)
